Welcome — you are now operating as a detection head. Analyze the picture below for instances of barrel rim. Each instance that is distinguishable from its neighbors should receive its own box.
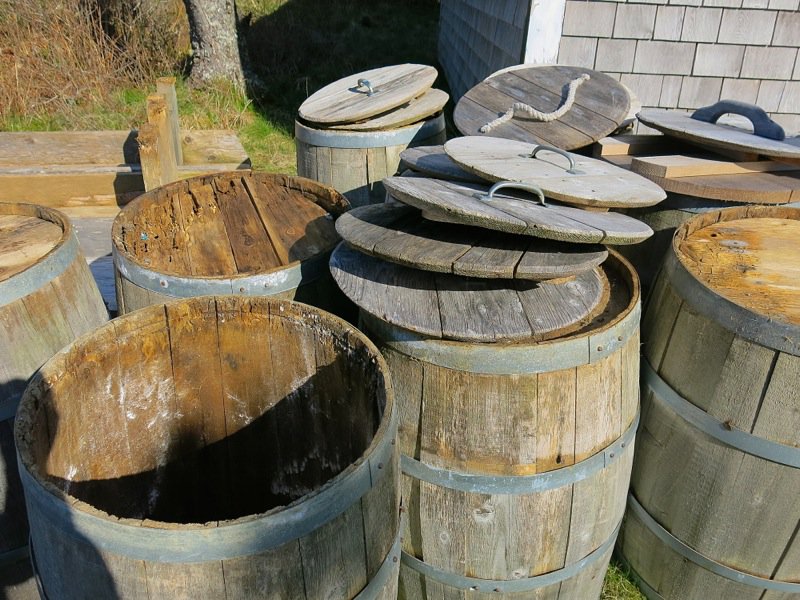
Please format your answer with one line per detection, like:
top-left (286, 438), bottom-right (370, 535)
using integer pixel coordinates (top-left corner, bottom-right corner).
top-left (110, 171), bottom-right (346, 279)
top-left (670, 205), bottom-right (800, 355)
top-left (15, 296), bottom-right (397, 537)
top-left (359, 250), bottom-right (641, 372)
top-left (0, 203), bottom-right (75, 301)
top-left (294, 113), bottom-right (446, 149)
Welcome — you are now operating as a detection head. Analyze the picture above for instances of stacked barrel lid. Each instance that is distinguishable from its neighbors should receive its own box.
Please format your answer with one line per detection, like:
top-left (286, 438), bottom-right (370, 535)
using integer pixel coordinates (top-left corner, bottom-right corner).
top-left (329, 65), bottom-right (667, 344)
top-left (297, 64), bottom-right (447, 132)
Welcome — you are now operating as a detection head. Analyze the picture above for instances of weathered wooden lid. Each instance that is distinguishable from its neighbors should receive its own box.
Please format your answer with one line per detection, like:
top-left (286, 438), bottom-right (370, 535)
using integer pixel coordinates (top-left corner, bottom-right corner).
top-left (298, 64), bottom-right (438, 126)
top-left (638, 107), bottom-right (800, 160)
top-left (630, 154), bottom-right (800, 204)
top-left (0, 203), bottom-right (67, 283)
top-left (112, 173), bottom-right (348, 278)
top-left (676, 206), bottom-right (800, 327)
top-left (336, 203), bottom-right (608, 280)
top-left (445, 137), bottom-right (666, 208)
top-left (453, 65), bottom-right (630, 150)
top-left (330, 242), bottom-right (610, 342)
top-left (382, 176), bottom-right (654, 245)
top-left (326, 88), bottom-right (448, 131)
top-left (399, 145), bottom-right (486, 183)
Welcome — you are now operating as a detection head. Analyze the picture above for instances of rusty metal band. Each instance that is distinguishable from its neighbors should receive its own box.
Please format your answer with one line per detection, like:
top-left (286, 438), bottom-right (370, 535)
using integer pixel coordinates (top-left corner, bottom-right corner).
top-left (401, 411), bottom-right (637, 495)
top-left (353, 518), bottom-right (402, 600)
top-left (360, 301), bottom-right (640, 374)
top-left (20, 406), bottom-right (397, 563)
top-left (627, 494), bottom-right (800, 593)
top-left (295, 114), bottom-right (445, 149)
top-left (643, 359), bottom-right (800, 468)
top-left (113, 246), bottom-right (330, 298)
top-left (401, 521), bottom-right (619, 593)
top-left (0, 231), bottom-right (77, 307)
top-left (664, 248), bottom-right (800, 356)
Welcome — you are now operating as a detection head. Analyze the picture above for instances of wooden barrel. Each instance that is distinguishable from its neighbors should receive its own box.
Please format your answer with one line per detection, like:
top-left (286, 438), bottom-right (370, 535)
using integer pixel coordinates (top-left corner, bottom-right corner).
top-left (15, 296), bottom-right (400, 599)
top-left (295, 114), bottom-right (447, 207)
top-left (618, 205), bottom-right (800, 599)
top-left (0, 203), bottom-right (107, 572)
top-left (357, 253), bottom-right (641, 599)
top-left (112, 172), bottom-right (354, 319)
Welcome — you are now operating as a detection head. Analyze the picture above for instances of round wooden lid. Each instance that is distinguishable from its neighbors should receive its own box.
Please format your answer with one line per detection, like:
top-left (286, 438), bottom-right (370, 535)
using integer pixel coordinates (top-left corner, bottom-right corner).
top-left (453, 65), bottom-right (630, 150)
top-left (330, 242), bottom-right (610, 342)
top-left (638, 109), bottom-right (800, 160)
top-left (445, 136), bottom-right (666, 208)
top-left (336, 203), bottom-right (608, 280)
top-left (0, 203), bottom-right (67, 283)
top-left (382, 176), bottom-right (654, 245)
top-left (112, 173), bottom-right (349, 278)
top-left (326, 88), bottom-right (448, 131)
top-left (676, 206), bottom-right (800, 325)
top-left (630, 155), bottom-right (800, 204)
top-left (298, 64), bottom-right (438, 126)
top-left (399, 145), bottom-right (486, 183)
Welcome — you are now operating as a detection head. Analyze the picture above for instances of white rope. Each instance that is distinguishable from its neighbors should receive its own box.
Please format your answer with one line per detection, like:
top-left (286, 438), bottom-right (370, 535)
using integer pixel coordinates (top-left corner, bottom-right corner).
top-left (479, 74), bottom-right (590, 133)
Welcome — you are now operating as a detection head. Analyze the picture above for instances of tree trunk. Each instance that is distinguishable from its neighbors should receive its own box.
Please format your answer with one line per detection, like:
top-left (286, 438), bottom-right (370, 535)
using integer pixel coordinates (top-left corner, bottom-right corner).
top-left (183, 0), bottom-right (244, 91)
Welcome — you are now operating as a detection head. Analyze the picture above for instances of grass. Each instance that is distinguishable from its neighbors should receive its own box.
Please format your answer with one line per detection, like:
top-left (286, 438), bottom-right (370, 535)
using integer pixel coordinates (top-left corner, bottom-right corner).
top-left (0, 2), bottom-right (648, 596)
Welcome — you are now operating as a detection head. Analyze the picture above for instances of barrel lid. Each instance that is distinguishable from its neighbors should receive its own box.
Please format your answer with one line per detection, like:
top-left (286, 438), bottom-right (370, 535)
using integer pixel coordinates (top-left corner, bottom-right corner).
top-left (453, 65), bottom-right (630, 150)
top-left (638, 107), bottom-right (800, 160)
top-left (382, 176), bottom-right (654, 245)
top-left (326, 88), bottom-right (448, 132)
top-left (629, 154), bottom-right (800, 204)
top-left (444, 137), bottom-right (666, 208)
top-left (399, 145), bottom-right (487, 183)
top-left (112, 173), bottom-right (348, 278)
top-left (0, 203), bottom-right (67, 283)
top-left (298, 64), bottom-right (438, 126)
top-left (336, 203), bottom-right (608, 280)
top-left (676, 206), bottom-right (800, 326)
top-left (330, 242), bottom-right (610, 342)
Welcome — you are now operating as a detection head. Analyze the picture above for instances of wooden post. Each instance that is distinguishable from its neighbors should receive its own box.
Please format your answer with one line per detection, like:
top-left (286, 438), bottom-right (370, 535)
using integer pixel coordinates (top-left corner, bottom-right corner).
top-left (137, 123), bottom-right (162, 192)
top-left (146, 94), bottom-right (179, 187)
top-left (156, 77), bottom-right (184, 166)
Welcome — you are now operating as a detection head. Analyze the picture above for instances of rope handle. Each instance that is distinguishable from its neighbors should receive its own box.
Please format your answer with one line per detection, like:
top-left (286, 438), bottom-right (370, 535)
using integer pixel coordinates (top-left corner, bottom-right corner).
top-left (530, 145), bottom-right (582, 174)
top-left (480, 74), bottom-right (590, 133)
top-left (356, 79), bottom-right (374, 96)
top-left (483, 181), bottom-right (547, 207)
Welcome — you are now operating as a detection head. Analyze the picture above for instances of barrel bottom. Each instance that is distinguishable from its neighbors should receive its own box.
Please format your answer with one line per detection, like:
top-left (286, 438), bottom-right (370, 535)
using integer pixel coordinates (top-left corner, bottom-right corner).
top-left (618, 504), bottom-right (765, 600)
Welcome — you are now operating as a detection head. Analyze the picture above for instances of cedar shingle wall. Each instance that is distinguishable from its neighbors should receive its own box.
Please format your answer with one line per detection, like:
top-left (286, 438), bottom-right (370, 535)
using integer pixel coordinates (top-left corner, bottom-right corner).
top-left (558, 1), bottom-right (800, 133)
top-left (438, 0), bottom-right (531, 101)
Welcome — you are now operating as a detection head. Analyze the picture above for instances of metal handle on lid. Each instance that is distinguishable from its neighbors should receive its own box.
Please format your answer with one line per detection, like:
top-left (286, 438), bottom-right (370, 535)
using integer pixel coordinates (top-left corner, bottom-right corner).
top-left (691, 100), bottom-right (785, 141)
top-left (356, 78), bottom-right (374, 96)
top-left (484, 181), bottom-right (547, 207)
top-left (529, 145), bottom-right (581, 174)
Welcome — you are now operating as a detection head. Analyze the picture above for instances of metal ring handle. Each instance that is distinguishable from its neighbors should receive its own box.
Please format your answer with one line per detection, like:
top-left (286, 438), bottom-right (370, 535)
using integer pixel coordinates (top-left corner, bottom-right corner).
top-left (530, 145), bottom-right (581, 174)
top-left (691, 100), bottom-right (785, 141)
top-left (485, 181), bottom-right (547, 206)
top-left (356, 78), bottom-right (374, 96)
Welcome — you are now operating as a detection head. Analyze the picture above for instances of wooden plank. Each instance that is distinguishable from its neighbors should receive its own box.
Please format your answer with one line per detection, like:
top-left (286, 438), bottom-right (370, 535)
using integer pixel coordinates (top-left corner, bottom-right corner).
top-left (631, 154), bottom-right (800, 178)
top-left (399, 145), bottom-right (487, 183)
top-left (156, 77), bottom-right (184, 166)
top-left (180, 129), bottom-right (250, 167)
top-left (221, 540), bottom-right (306, 599)
top-left (213, 176), bottom-right (278, 273)
top-left (0, 215), bottom-right (63, 281)
top-left (0, 130), bottom-right (139, 167)
top-left (299, 64), bottom-right (437, 125)
top-left (137, 123), bottom-right (162, 192)
top-left (592, 134), bottom-right (672, 158)
top-left (177, 183), bottom-right (238, 277)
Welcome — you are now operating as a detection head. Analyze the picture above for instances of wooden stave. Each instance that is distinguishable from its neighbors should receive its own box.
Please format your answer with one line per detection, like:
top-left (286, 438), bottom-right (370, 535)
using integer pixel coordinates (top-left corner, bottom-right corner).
top-left (111, 172), bottom-right (354, 319)
top-left (621, 206), bottom-right (800, 599)
top-left (15, 296), bottom-right (400, 599)
top-left (295, 114), bottom-right (447, 207)
top-left (0, 203), bottom-right (107, 565)
top-left (359, 253), bottom-right (641, 599)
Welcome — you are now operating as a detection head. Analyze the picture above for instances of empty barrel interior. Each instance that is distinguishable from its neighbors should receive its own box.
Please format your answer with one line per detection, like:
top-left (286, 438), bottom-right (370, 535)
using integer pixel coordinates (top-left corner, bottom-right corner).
top-left (16, 297), bottom-right (389, 524)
